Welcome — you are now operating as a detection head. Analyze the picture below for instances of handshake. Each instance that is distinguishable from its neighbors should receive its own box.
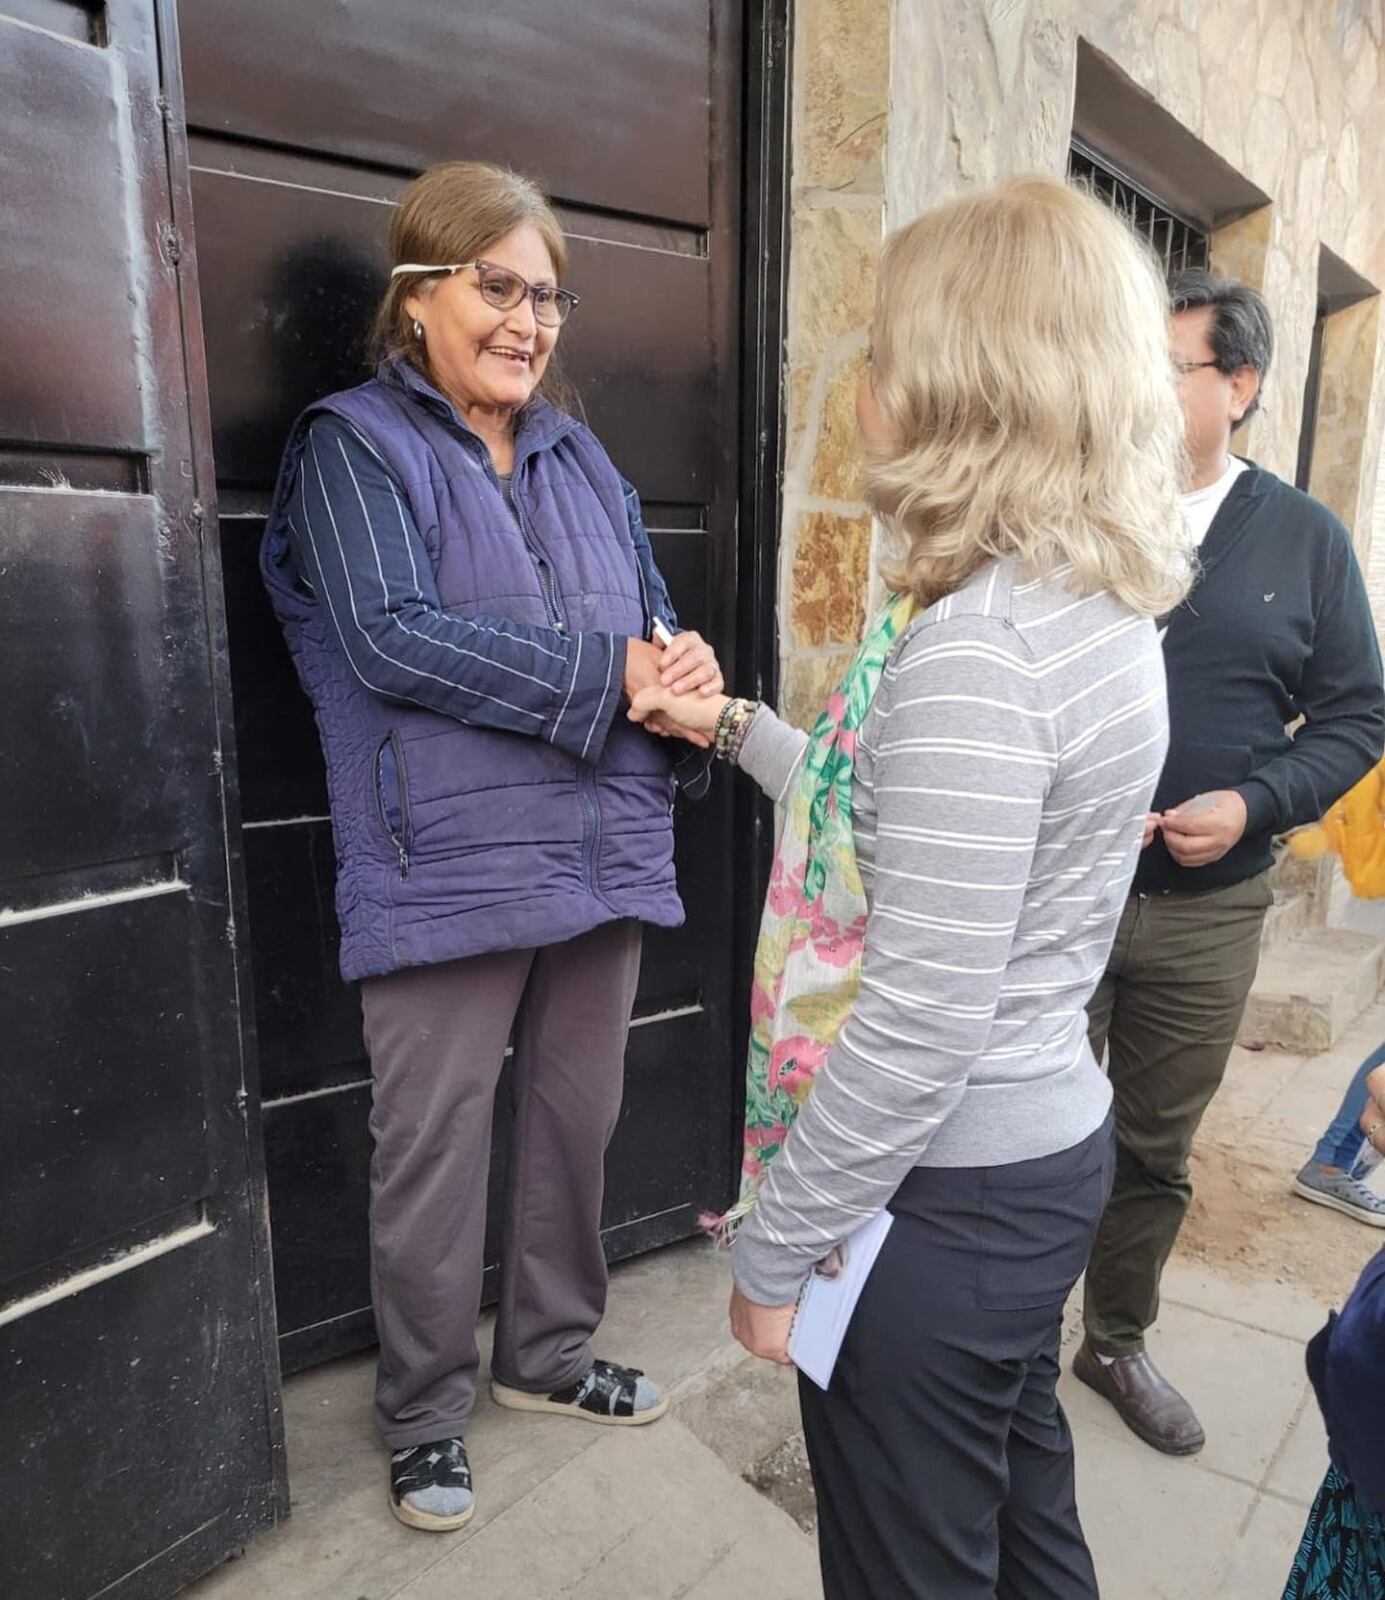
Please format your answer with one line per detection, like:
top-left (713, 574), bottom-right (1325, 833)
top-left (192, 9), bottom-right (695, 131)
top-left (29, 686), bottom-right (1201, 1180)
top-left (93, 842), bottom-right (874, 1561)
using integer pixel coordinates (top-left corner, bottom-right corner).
top-left (621, 627), bottom-right (728, 749)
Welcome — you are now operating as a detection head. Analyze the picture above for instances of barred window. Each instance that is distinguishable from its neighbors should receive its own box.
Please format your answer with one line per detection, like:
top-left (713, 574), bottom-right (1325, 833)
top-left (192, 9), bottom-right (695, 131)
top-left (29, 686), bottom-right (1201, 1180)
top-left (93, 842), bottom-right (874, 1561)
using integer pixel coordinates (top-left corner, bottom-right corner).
top-left (1068, 140), bottom-right (1210, 280)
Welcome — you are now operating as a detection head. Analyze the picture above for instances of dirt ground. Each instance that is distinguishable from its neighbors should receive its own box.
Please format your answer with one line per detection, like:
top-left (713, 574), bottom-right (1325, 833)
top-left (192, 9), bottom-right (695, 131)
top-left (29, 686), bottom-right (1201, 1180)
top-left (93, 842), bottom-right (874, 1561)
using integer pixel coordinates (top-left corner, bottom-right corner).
top-left (1181, 1137), bottom-right (1382, 1305)
top-left (747, 1434), bottom-right (818, 1537)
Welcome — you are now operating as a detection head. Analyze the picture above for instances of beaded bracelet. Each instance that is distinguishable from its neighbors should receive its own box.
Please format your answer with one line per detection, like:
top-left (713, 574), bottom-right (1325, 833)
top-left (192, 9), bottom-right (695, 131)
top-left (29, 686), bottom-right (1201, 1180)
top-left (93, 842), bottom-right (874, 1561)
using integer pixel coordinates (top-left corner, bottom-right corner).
top-left (714, 698), bottom-right (760, 763)
top-left (712, 698), bottom-right (744, 758)
top-left (727, 701), bottom-right (759, 765)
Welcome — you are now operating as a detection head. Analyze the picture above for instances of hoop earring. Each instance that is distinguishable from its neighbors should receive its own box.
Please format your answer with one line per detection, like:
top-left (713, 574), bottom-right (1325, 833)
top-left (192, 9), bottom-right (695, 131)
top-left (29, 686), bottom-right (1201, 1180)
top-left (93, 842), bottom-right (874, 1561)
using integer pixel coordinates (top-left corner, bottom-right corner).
top-left (411, 318), bottom-right (424, 342)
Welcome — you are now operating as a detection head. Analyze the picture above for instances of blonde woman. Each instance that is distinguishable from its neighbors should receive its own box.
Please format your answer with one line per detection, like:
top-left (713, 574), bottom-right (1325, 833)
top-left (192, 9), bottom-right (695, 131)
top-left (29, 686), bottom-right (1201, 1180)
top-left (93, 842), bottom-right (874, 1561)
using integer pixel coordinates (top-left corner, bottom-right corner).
top-left (632, 176), bottom-right (1191, 1599)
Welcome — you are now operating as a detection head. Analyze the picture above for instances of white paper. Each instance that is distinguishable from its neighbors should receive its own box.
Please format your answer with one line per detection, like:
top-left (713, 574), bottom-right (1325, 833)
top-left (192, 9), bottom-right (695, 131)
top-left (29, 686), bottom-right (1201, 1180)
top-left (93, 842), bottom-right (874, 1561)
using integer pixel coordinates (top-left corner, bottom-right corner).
top-left (788, 1208), bottom-right (895, 1391)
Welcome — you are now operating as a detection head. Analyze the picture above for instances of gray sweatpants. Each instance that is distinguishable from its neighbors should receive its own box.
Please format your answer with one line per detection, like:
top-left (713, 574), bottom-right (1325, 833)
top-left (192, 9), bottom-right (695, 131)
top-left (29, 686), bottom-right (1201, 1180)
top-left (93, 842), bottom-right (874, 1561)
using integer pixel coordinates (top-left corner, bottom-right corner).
top-left (360, 920), bottom-right (642, 1449)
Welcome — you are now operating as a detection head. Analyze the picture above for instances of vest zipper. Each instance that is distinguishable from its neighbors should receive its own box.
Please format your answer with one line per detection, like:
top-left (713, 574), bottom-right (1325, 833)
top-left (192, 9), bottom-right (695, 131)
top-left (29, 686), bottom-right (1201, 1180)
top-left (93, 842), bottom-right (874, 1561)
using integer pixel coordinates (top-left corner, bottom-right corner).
top-left (516, 488), bottom-right (565, 633)
top-left (374, 731), bottom-right (412, 880)
top-left (577, 762), bottom-right (601, 894)
top-left (486, 455), bottom-right (566, 634)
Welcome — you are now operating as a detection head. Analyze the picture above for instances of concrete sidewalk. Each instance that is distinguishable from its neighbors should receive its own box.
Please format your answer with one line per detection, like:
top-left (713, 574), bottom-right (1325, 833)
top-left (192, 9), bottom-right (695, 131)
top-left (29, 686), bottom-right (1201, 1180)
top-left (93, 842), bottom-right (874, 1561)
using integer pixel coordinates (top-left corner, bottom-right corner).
top-left (186, 1003), bottom-right (1385, 1600)
top-left (186, 1245), bottom-right (818, 1600)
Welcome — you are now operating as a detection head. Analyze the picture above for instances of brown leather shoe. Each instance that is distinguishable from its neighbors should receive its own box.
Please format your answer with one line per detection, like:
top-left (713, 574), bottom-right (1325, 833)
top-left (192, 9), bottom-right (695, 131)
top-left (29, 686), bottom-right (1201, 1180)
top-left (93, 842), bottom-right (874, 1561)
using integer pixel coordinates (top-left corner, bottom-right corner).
top-left (1072, 1337), bottom-right (1206, 1456)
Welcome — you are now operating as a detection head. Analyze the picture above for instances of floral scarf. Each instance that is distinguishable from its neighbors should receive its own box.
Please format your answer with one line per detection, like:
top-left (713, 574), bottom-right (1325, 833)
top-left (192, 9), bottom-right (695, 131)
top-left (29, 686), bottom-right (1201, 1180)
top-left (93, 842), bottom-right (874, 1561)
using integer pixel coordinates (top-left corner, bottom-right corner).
top-left (705, 590), bottom-right (919, 1245)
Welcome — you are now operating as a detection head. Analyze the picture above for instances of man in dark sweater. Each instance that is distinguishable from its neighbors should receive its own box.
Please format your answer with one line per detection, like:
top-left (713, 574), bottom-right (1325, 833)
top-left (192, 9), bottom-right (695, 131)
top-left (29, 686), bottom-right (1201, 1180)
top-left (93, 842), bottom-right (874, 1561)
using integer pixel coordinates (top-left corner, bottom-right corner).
top-left (1074, 270), bottom-right (1385, 1455)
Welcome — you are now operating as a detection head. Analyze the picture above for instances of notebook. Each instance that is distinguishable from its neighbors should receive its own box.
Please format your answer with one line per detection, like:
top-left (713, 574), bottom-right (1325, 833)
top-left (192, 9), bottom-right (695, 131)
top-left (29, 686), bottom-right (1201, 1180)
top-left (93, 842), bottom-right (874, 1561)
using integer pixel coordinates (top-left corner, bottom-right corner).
top-left (788, 1208), bottom-right (895, 1391)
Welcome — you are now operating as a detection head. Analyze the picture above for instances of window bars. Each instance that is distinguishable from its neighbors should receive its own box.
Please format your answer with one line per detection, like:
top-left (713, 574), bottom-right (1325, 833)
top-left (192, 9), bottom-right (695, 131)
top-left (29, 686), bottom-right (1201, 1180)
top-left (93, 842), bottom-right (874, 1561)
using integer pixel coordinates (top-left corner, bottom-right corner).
top-left (1068, 142), bottom-right (1210, 280)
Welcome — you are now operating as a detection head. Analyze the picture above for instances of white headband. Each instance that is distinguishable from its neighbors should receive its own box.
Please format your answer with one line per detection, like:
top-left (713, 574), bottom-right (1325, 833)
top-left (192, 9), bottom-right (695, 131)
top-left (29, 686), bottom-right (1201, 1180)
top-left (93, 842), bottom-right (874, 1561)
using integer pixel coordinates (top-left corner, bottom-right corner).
top-left (389, 263), bottom-right (465, 278)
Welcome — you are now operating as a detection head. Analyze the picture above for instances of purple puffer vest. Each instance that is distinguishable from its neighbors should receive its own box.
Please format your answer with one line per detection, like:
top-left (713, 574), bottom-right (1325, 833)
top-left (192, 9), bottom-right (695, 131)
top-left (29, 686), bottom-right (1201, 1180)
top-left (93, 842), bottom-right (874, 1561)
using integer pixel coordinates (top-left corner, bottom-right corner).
top-left (260, 361), bottom-right (683, 982)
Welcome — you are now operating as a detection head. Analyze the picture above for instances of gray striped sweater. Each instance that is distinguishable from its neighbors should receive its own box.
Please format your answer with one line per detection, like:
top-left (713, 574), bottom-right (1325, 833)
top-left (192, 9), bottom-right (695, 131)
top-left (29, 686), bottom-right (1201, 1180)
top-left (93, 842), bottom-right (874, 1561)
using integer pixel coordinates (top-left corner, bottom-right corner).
top-left (730, 559), bottom-right (1168, 1306)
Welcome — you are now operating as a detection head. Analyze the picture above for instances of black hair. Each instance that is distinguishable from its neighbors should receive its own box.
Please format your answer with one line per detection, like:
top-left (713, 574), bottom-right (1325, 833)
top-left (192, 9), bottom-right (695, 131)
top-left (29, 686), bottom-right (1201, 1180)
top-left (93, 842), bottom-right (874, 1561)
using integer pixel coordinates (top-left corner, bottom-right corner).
top-left (1168, 268), bottom-right (1274, 424)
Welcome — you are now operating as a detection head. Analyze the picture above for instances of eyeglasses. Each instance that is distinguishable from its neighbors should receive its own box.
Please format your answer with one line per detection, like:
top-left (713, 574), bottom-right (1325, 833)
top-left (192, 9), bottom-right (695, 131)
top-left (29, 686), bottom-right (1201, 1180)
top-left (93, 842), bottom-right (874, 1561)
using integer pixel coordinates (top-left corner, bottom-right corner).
top-left (1174, 359), bottom-right (1221, 376)
top-left (390, 259), bottom-right (580, 326)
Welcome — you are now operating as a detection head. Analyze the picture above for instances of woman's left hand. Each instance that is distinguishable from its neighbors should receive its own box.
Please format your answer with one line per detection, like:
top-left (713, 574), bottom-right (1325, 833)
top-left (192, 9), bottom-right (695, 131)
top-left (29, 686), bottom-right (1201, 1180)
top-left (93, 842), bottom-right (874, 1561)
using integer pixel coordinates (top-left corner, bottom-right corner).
top-left (660, 630), bottom-right (724, 698)
top-left (629, 686), bottom-right (727, 742)
top-left (729, 1284), bottom-right (796, 1366)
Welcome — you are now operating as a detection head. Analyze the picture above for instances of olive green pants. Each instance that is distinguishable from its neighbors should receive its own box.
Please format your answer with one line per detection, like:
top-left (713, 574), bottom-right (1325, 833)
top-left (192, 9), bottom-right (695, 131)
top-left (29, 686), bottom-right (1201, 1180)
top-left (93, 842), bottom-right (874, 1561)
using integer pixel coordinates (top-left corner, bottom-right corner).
top-left (1082, 873), bottom-right (1273, 1355)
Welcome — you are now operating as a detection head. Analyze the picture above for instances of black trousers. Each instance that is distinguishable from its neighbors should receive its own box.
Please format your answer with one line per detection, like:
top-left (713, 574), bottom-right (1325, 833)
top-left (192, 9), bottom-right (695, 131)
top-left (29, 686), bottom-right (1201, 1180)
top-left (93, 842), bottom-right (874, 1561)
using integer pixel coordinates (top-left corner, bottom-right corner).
top-left (799, 1117), bottom-right (1115, 1600)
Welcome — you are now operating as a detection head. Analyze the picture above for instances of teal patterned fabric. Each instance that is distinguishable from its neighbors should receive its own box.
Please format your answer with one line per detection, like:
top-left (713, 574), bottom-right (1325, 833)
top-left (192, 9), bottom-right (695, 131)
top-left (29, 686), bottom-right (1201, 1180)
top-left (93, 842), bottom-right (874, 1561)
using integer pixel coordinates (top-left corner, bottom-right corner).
top-left (1284, 1467), bottom-right (1385, 1599)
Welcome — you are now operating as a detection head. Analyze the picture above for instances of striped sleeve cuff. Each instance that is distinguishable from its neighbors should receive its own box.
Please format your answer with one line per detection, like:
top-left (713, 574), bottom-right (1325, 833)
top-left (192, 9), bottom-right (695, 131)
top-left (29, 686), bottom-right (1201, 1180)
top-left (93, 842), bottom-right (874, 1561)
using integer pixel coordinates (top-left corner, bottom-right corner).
top-left (548, 632), bottom-right (627, 763)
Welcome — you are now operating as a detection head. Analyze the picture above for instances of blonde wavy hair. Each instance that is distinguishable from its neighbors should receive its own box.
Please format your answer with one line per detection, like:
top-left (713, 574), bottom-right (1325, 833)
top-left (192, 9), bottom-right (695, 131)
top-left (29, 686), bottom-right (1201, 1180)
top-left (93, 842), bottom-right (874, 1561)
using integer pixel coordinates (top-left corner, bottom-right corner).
top-left (867, 175), bottom-right (1192, 616)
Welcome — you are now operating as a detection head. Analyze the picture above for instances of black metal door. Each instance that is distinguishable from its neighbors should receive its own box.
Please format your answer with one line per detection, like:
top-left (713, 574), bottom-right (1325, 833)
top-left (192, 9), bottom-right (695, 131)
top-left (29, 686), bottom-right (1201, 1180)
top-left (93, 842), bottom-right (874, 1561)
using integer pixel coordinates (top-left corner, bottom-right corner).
top-left (177, 0), bottom-right (747, 1371)
top-left (0, 3), bottom-right (286, 1597)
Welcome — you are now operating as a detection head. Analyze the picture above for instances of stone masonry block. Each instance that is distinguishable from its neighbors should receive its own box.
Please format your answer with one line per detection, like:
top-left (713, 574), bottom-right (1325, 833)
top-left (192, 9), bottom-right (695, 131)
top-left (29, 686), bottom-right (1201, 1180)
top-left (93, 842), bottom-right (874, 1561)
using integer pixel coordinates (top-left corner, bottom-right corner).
top-left (808, 346), bottom-right (869, 503)
top-left (795, 0), bottom-right (890, 192)
top-left (780, 648), bottom-right (855, 734)
top-left (789, 509), bottom-right (871, 649)
top-left (788, 205), bottom-right (881, 364)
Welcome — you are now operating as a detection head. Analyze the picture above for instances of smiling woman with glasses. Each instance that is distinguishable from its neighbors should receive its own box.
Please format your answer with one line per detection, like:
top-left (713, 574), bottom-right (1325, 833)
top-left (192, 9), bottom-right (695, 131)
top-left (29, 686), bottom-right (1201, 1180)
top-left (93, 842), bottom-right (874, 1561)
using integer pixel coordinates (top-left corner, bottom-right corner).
top-left (258, 160), bottom-right (723, 1534)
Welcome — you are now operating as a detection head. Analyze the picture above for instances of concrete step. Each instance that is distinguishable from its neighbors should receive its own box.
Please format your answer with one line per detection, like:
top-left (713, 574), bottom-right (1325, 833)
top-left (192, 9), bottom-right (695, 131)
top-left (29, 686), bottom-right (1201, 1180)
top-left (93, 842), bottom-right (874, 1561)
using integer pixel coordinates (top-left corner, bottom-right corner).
top-left (1240, 927), bottom-right (1385, 1053)
top-left (1261, 888), bottom-right (1313, 953)
top-left (1270, 848), bottom-right (1333, 900)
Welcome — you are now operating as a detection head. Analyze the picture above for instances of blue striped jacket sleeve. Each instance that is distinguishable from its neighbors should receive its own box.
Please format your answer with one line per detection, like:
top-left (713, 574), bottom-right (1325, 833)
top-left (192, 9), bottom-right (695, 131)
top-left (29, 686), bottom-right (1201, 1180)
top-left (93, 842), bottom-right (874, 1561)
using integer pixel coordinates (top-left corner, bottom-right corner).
top-left (284, 416), bottom-right (627, 762)
top-left (622, 476), bottom-right (676, 632)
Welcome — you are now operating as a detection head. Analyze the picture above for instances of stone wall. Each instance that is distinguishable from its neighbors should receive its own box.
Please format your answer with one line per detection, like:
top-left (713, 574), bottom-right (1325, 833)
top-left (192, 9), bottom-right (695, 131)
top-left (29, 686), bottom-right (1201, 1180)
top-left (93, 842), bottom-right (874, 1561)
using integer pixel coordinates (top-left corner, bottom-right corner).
top-left (778, 0), bottom-right (1385, 726)
top-left (1315, 296), bottom-right (1384, 557)
top-left (777, 0), bottom-right (889, 729)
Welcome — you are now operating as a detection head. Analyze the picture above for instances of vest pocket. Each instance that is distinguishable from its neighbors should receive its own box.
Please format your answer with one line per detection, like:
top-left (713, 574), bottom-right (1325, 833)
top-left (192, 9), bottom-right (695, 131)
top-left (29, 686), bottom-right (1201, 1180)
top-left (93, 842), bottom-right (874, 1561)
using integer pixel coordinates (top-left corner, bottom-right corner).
top-left (375, 732), bottom-right (412, 879)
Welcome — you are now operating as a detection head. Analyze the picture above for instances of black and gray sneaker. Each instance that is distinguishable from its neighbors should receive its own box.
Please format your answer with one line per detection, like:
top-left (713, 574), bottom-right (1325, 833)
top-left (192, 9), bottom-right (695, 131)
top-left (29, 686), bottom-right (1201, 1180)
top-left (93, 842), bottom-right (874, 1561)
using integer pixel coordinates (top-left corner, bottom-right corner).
top-left (491, 1358), bottom-right (668, 1426)
top-left (388, 1436), bottom-right (475, 1532)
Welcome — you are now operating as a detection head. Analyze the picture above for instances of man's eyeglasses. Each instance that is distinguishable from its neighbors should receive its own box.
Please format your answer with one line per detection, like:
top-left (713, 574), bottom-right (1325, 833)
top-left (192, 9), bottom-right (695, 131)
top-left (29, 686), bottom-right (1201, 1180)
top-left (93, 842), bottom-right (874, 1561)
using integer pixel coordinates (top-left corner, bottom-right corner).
top-left (390, 260), bottom-right (580, 327)
top-left (1174, 359), bottom-right (1221, 377)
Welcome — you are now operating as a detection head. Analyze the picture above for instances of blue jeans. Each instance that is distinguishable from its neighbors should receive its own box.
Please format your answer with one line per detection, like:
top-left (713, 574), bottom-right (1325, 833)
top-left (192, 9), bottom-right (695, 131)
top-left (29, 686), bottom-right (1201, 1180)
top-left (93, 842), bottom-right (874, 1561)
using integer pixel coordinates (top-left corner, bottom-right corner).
top-left (1314, 1041), bottom-right (1385, 1170)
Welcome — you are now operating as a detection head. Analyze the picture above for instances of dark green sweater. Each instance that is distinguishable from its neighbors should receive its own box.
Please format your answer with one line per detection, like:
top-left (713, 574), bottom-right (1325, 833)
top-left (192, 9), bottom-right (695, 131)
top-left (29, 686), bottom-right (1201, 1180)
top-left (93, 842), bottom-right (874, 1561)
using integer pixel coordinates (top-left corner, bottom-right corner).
top-left (1137, 462), bottom-right (1385, 894)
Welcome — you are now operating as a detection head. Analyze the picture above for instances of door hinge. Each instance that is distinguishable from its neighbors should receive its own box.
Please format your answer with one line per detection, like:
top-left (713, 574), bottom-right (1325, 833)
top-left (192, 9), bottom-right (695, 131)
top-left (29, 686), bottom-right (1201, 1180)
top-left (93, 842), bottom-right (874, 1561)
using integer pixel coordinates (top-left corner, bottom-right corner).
top-left (163, 224), bottom-right (183, 265)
